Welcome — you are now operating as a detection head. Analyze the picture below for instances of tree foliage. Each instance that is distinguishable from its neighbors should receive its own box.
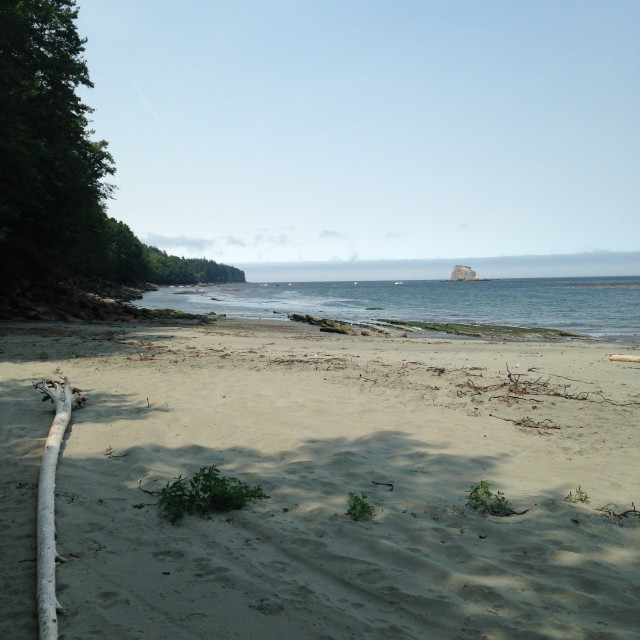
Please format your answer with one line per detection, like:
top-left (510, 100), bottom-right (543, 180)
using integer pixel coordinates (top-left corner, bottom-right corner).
top-left (0, 0), bottom-right (244, 294)
top-left (143, 246), bottom-right (245, 285)
top-left (0, 0), bottom-right (115, 285)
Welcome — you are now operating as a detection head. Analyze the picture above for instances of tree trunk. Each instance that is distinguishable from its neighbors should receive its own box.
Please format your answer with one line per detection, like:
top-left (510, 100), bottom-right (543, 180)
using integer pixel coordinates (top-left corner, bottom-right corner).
top-left (33, 378), bottom-right (83, 640)
top-left (609, 354), bottom-right (640, 363)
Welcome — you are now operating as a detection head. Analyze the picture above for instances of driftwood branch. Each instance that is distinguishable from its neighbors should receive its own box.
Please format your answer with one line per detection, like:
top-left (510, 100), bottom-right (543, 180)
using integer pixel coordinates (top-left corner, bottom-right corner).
top-left (609, 354), bottom-right (640, 363)
top-left (457, 365), bottom-right (639, 407)
top-left (597, 502), bottom-right (640, 518)
top-left (33, 378), bottom-right (85, 640)
top-left (490, 413), bottom-right (561, 431)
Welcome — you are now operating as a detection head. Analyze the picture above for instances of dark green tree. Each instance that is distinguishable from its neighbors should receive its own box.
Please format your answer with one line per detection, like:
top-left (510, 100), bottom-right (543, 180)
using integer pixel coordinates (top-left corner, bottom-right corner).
top-left (142, 246), bottom-right (245, 285)
top-left (0, 0), bottom-right (245, 307)
top-left (103, 218), bottom-right (149, 282)
top-left (0, 0), bottom-right (115, 289)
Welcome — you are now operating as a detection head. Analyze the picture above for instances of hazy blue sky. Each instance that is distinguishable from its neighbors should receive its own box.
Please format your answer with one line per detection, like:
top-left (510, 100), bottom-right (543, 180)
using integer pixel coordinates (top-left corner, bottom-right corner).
top-left (77, 1), bottom-right (639, 279)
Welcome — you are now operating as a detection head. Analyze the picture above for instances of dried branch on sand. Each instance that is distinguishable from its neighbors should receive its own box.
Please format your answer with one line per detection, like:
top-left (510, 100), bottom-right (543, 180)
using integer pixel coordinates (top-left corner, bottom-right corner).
top-left (609, 354), bottom-right (640, 363)
top-left (33, 378), bottom-right (86, 640)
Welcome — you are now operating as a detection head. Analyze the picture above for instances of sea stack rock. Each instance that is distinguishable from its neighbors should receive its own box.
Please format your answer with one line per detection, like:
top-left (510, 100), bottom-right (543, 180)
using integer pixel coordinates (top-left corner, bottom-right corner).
top-left (450, 265), bottom-right (477, 281)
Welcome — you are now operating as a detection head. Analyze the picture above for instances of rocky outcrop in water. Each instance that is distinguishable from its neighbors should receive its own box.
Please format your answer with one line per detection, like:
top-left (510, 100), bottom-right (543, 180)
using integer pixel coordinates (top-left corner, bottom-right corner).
top-left (450, 265), bottom-right (478, 281)
top-left (289, 313), bottom-right (358, 334)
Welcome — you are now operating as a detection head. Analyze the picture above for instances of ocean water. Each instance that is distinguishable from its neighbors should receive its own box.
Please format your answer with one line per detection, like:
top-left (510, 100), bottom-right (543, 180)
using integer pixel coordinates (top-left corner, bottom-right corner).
top-left (133, 277), bottom-right (640, 345)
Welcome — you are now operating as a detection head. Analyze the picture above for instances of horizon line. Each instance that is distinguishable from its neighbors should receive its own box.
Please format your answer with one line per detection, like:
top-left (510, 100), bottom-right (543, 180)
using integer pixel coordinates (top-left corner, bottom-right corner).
top-left (233, 251), bottom-right (639, 282)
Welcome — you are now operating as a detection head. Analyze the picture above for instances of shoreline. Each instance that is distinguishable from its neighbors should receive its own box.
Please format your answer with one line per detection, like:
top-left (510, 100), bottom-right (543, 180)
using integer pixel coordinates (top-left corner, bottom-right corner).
top-left (132, 278), bottom-right (640, 346)
top-left (2, 320), bottom-right (639, 638)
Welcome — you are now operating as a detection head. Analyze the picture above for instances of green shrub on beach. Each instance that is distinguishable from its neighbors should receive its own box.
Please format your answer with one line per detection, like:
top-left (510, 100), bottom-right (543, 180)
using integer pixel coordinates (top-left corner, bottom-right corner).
top-left (346, 492), bottom-right (374, 521)
top-left (565, 486), bottom-right (590, 504)
top-left (468, 481), bottom-right (517, 516)
top-left (159, 465), bottom-right (267, 523)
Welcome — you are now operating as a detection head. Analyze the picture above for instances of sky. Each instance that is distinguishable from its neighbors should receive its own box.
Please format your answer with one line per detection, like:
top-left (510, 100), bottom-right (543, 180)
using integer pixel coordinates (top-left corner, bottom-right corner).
top-left (76, 1), bottom-right (639, 281)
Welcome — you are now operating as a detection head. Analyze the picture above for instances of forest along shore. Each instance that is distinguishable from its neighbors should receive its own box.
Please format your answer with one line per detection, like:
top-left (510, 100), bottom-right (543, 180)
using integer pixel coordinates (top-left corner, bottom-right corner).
top-left (1, 320), bottom-right (639, 639)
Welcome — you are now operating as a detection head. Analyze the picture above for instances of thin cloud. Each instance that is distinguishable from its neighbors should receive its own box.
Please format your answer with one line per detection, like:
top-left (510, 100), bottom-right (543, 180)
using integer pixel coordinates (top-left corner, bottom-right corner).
top-left (270, 234), bottom-right (293, 245)
top-left (320, 229), bottom-right (345, 239)
top-left (224, 236), bottom-right (247, 247)
top-left (384, 231), bottom-right (410, 239)
top-left (141, 233), bottom-right (214, 252)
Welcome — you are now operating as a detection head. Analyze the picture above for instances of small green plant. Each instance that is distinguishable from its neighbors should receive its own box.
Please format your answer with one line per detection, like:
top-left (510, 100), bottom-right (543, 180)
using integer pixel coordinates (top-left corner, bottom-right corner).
top-left (520, 416), bottom-right (535, 426)
top-left (38, 351), bottom-right (49, 360)
top-left (158, 465), bottom-right (267, 523)
top-left (565, 486), bottom-right (590, 504)
top-left (346, 492), bottom-right (374, 521)
top-left (468, 480), bottom-right (517, 516)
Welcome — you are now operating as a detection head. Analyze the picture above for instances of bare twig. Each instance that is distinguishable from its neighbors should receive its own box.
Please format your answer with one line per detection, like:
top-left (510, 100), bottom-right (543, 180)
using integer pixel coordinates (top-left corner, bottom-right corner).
top-left (490, 413), bottom-right (560, 430)
top-left (597, 502), bottom-right (640, 518)
top-left (454, 367), bottom-right (639, 407)
top-left (371, 480), bottom-right (394, 491)
top-left (137, 474), bottom-right (159, 496)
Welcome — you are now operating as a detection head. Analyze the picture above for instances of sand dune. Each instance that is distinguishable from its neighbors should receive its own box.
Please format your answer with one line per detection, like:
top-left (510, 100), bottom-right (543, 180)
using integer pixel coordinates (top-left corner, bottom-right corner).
top-left (1, 320), bottom-right (639, 639)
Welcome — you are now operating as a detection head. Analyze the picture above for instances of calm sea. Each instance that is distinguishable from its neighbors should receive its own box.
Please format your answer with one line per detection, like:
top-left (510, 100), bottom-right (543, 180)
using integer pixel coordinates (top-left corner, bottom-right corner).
top-left (133, 277), bottom-right (640, 345)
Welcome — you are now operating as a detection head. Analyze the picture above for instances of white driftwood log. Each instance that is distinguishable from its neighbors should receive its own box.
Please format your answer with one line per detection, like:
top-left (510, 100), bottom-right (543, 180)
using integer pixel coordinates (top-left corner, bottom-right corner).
top-left (33, 378), bottom-right (85, 640)
top-left (609, 354), bottom-right (640, 363)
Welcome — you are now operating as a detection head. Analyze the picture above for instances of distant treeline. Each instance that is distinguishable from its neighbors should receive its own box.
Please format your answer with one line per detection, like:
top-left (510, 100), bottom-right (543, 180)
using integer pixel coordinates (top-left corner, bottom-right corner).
top-left (144, 245), bottom-right (245, 285)
top-left (0, 0), bottom-right (244, 294)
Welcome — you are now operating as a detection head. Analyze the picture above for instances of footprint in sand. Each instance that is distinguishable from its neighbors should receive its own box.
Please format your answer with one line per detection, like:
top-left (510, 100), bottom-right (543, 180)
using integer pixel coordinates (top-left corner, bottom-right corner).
top-left (248, 597), bottom-right (285, 616)
top-left (97, 591), bottom-right (122, 609)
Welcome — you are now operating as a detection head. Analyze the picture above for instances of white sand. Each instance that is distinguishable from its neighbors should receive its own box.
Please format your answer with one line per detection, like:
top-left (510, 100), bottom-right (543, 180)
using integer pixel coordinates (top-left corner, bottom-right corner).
top-left (1, 319), bottom-right (639, 639)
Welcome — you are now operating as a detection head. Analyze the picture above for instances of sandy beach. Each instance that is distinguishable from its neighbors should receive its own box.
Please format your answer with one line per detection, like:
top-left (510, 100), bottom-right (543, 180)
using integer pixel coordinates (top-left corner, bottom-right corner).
top-left (1, 318), bottom-right (639, 639)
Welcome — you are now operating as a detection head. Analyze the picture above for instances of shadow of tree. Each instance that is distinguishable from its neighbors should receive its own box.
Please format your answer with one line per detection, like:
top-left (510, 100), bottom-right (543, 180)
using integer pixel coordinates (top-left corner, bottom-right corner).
top-left (38, 433), bottom-right (640, 639)
top-left (2, 330), bottom-right (639, 639)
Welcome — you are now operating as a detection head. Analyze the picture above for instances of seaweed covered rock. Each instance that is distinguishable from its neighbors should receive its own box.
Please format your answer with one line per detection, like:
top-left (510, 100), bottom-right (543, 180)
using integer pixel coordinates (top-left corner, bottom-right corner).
top-left (289, 313), bottom-right (357, 335)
